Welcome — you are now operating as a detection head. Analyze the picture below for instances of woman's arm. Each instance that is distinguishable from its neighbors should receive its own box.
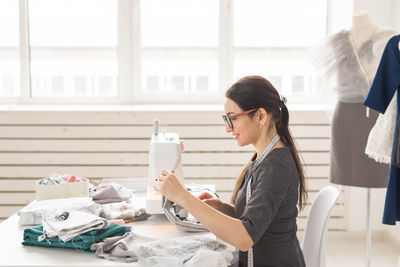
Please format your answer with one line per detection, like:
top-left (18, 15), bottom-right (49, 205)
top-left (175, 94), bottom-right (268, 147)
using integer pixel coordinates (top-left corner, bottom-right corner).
top-left (182, 190), bottom-right (253, 251)
top-left (213, 201), bottom-right (236, 217)
top-left (197, 192), bottom-right (236, 217)
top-left (157, 171), bottom-right (253, 251)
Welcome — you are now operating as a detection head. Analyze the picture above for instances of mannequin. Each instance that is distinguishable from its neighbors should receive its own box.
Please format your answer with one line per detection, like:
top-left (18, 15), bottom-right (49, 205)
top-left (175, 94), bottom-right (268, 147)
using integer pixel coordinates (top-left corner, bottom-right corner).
top-left (325, 9), bottom-right (390, 188)
top-left (349, 10), bottom-right (379, 84)
top-left (349, 10), bottom-right (377, 45)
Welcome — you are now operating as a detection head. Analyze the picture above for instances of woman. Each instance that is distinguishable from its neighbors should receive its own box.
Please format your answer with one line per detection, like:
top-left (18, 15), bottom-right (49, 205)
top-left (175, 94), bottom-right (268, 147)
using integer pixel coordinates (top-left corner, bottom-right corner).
top-left (156, 76), bottom-right (307, 266)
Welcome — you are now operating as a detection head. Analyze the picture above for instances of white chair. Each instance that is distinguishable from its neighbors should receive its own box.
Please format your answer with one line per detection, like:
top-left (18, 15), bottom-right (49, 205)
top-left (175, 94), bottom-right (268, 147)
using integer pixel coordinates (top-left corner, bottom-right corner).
top-left (302, 186), bottom-right (341, 267)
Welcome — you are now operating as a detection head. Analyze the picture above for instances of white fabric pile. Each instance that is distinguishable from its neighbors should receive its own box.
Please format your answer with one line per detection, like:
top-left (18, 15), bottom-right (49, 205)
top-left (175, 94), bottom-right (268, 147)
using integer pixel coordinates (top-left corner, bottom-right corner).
top-left (18, 197), bottom-right (102, 225)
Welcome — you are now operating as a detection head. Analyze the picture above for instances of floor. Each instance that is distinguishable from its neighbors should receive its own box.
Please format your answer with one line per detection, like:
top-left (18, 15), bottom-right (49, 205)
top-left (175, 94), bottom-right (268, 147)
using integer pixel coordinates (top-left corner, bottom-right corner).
top-left (301, 231), bottom-right (400, 267)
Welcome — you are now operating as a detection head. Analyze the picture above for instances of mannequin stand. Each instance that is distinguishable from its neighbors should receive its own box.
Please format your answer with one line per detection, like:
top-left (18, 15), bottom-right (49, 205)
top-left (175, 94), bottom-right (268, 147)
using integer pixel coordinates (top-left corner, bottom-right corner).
top-left (366, 188), bottom-right (371, 267)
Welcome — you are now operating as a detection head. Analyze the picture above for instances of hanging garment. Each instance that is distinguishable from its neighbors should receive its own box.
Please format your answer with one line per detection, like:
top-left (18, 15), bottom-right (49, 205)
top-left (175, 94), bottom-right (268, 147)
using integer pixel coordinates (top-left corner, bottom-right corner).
top-left (234, 147), bottom-right (305, 267)
top-left (363, 35), bottom-right (400, 225)
top-left (41, 210), bottom-right (107, 242)
top-left (330, 101), bottom-right (389, 187)
top-left (90, 232), bottom-right (232, 266)
top-left (22, 223), bottom-right (126, 252)
top-left (365, 92), bottom-right (397, 163)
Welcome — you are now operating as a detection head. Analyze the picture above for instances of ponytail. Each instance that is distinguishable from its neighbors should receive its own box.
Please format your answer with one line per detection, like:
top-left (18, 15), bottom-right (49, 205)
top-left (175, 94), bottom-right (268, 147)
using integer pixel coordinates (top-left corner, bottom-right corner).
top-left (276, 103), bottom-right (307, 210)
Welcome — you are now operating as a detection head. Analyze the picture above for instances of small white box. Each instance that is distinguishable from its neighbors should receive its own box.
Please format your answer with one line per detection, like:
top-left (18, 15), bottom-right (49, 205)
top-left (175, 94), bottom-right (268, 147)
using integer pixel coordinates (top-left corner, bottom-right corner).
top-left (36, 178), bottom-right (89, 201)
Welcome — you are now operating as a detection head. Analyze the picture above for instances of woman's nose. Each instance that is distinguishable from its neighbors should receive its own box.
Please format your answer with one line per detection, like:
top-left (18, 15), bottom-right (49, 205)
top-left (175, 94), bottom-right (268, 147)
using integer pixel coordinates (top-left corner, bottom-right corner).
top-left (225, 123), bottom-right (232, 133)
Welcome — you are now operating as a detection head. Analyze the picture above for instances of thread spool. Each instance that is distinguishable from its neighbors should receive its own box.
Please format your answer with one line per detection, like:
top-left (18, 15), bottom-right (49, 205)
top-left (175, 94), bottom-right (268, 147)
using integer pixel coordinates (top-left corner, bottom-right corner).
top-left (59, 211), bottom-right (69, 221)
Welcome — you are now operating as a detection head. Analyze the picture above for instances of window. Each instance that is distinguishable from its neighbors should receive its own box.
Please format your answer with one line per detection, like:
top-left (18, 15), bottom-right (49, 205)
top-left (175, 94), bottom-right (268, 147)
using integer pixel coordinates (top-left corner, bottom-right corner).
top-left (234, 0), bottom-right (337, 98)
top-left (139, 0), bottom-right (219, 101)
top-left (0, 0), bottom-right (20, 97)
top-left (28, 0), bottom-right (118, 98)
top-left (0, 0), bottom-right (353, 104)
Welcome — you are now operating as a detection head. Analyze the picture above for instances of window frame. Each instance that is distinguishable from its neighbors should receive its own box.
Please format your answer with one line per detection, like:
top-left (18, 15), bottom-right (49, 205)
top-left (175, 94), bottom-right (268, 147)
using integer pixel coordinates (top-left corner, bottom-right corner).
top-left (2, 0), bottom-right (340, 104)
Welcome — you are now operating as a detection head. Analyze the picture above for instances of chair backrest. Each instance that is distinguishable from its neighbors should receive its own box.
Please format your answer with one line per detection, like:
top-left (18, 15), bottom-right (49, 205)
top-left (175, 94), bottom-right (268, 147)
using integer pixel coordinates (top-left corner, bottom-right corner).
top-left (302, 186), bottom-right (341, 267)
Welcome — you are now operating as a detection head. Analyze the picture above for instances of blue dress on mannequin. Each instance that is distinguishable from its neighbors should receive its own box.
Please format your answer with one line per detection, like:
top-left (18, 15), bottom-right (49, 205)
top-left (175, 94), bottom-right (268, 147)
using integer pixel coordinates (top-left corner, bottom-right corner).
top-left (363, 35), bottom-right (400, 225)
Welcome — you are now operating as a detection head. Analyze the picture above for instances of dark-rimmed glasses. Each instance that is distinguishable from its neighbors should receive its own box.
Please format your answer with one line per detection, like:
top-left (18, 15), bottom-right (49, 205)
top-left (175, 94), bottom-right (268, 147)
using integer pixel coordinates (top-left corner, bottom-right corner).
top-left (222, 108), bottom-right (257, 129)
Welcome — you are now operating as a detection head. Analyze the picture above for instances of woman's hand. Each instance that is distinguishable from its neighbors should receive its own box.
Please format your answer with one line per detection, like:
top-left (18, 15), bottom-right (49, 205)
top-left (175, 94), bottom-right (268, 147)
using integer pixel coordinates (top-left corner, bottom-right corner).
top-left (198, 191), bottom-right (224, 211)
top-left (156, 170), bottom-right (187, 205)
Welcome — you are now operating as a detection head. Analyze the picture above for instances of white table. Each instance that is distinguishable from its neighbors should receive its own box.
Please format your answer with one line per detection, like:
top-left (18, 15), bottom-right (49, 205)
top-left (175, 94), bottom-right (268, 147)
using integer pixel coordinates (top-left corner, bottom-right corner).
top-left (0, 212), bottom-right (214, 267)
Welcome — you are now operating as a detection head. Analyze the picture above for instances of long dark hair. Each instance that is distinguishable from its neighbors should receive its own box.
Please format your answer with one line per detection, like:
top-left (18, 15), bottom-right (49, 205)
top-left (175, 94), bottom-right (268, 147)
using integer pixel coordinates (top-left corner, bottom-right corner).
top-left (227, 75), bottom-right (307, 210)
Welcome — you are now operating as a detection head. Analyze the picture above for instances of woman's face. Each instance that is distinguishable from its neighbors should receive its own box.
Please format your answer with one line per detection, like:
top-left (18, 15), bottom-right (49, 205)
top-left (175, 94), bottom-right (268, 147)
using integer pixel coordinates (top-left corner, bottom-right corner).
top-left (223, 98), bottom-right (260, 146)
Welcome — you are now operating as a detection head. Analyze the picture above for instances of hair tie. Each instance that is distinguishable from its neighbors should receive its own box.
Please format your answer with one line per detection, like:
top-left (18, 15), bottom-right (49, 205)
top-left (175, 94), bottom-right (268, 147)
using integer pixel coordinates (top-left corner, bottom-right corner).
top-left (280, 95), bottom-right (287, 105)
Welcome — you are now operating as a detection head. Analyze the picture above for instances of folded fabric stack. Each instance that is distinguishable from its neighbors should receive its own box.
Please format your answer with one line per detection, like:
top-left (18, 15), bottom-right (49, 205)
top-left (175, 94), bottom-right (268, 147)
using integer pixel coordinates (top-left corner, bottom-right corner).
top-left (22, 223), bottom-right (126, 252)
top-left (41, 210), bottom-right (108, 242)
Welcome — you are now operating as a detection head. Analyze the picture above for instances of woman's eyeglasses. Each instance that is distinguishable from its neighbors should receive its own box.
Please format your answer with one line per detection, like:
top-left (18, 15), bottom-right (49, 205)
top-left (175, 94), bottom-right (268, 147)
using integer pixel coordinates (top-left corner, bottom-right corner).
top-left (222, 109), bottom-right (257, 129)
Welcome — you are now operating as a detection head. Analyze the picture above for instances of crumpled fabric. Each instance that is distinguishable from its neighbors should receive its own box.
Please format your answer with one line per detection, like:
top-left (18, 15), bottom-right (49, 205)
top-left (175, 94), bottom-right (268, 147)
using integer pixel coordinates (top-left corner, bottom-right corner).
top-left (41, 210), bottom-right (107, 242)
top-left (162, 196), bottom-right (209, 232)
top-left (162, 185), bottom-right (220, 232)
top-left (100, 201), bottom-right (137, 219)
top-left (17, 197), bottom-right (102, 226)
top-left (91, 185), bottom-right (124, 204)
top-left (146, 249), bottom-right (233, 267)
top-left (90, 181), bottom-right (133, 204)
top-left (90, 232), bottom-right (232, 266)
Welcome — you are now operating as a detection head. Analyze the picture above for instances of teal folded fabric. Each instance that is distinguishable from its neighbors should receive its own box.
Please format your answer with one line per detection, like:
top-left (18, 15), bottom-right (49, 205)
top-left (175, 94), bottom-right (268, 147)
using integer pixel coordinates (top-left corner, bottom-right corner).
top-left (22, 223), bottom-right (126, 252)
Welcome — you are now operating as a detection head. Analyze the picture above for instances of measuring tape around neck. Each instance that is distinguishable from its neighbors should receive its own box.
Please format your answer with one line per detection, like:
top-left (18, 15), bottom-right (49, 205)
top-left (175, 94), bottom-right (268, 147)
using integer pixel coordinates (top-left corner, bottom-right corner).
top-left (246, 134), bottom-right (280, 267)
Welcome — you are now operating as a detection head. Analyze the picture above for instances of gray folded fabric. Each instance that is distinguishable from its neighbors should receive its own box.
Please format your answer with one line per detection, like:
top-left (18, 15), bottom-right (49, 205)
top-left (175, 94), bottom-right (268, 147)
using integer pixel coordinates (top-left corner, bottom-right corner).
top-left (92, 185), bottom-right (124, 204)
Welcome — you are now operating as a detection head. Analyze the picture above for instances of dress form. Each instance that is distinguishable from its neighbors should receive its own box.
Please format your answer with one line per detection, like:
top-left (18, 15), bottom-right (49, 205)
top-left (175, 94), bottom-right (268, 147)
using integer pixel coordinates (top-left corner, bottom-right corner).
top-left (349, 10), bottom-right (379, 85)
top-left (349, 10), bottom-right (377, 45)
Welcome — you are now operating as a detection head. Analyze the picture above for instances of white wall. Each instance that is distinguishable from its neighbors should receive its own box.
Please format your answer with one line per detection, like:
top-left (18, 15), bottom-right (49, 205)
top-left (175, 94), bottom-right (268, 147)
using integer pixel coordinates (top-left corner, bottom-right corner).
top-left (353, 0), bottom-right (400, 29)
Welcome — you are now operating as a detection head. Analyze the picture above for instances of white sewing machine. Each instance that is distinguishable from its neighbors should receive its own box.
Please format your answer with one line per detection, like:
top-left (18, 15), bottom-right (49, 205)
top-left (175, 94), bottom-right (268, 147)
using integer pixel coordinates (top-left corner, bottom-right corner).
top-left (146, 119), bottom-right (184, 214)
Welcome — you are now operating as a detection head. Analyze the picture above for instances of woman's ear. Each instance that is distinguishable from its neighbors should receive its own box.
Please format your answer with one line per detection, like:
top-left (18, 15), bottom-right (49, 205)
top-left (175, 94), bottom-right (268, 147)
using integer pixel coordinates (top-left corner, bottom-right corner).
top-left (257, 108), bottom-right (268, 126)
